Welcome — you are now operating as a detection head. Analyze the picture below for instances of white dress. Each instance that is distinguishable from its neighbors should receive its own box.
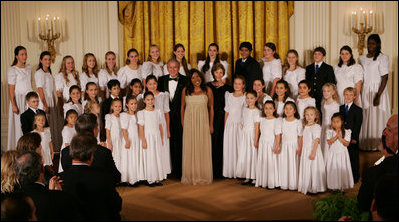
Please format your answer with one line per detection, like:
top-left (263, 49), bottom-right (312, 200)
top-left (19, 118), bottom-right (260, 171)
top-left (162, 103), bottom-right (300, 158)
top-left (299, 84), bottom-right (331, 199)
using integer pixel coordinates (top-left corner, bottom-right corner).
top-left (163, 63), bottom-right (192, 76)
top-left (275, 97), bottom-right (295, 117)
top-left (296, 97), bottom-right (316, 120)
top-left (63, 102), bottom-right (83, 118)
top-left (197, 60), bottom-right (229, 82)
top-left (117, 65), bottom-right (142, 89)
top-left (261, 58), bottom-right (282, 93)
top-left (298, 124), bottom-right (326, 194)
top-left (236, 107), bottom-right (261, 179)
top-left (7, 65), bottom-right (32, 151)
top-left (223, 92), bottom-right (246, 178)
top-left (154, 92), bottom-right (171, 176)
top-left (33, 128), bottom-right (52, 166)
top-left (279, 118), bottom-right (303, 190)
top-left (123, 94), bottom-right (144, 112)
top-left (255, 117), bottom-right (282, 188)
top-left (284, 67), bottom-right (306, 100)
top-left (137, 109), bottom-right (165, 183)
top-left (58, 125), bottom-right (76, 173)
top-left (55, 72), bottom-right (79, 102)
top-left (359, 54), bottom-right (391, 151)
top-left (120, 112), bottom-right (142, 184)
top-left (321, 101), bottom-right (340, 156)
top-left (79, 72), bottom-right (99, 92)
top-left (98, 69), bottom-right (119, 97)
top-left (141, 61), bottom-right (164, 80)
top-left (105, 114), bottom-right (124, 172)
top-left (325, 129), bottom-right (354, 190)
top-left (334, 64), bottom-right (363, 105)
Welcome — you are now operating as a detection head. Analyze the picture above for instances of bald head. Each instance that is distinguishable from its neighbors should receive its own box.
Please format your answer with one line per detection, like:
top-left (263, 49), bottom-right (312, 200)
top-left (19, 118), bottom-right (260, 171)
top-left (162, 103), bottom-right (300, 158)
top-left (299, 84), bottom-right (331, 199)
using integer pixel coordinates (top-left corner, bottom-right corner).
top-left (383, 114), bottom-right (398, 153)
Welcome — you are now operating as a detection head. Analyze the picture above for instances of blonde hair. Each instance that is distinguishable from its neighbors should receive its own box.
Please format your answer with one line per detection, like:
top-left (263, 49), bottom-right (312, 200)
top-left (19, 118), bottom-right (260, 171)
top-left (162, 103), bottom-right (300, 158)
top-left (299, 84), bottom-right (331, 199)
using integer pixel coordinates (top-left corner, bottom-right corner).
top-left (33, 113), bottom-right (46, 130)
top-left (302, 106), bottom-right (320, 127)
top-left (84, 100), bottom-right (100, 114)
top-left (343, 87), bottom-right (356, 96)
top-left (104, 51), bottom-right (119, 76)
top-left (59, 55), bottom-right (80, 86)
top-left (1, 151), bottom-right (20, 193)
top-left (147, 44), bottom-right (161, 62)
top-left (322, 83), bottom-right (340, 104)
top-left (282, 49), bottom-right (302, 75)
top-left (82, 53), bottom-right (99, 79)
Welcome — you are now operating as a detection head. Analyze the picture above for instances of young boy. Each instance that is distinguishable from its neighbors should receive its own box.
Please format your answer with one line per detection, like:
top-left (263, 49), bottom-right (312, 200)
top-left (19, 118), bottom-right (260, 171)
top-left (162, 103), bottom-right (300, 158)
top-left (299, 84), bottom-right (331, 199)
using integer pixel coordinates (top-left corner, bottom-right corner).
top-left (339, 87), bottom-right (362, 183)
top-left (20, 91), bottom-right (49, 135)
top-left (100, 79), bottom-right (121, 142)
top-left (233, 41), bottom-right (262, 92)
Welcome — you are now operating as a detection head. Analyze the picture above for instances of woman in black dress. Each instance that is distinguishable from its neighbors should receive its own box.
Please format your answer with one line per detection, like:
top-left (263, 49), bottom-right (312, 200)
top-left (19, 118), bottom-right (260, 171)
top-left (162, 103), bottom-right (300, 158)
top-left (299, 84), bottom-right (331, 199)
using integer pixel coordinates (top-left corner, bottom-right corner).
top-left (207, 63), bottom-right (233, 178)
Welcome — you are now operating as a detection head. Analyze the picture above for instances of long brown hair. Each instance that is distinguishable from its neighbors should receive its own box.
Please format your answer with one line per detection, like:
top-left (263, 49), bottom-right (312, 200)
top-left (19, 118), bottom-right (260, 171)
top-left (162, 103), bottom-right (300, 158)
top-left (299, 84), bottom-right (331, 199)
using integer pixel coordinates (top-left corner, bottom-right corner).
top-left (82, 53), bottom-right (99, 78)
top-left (282, 49), bottom-right (302, 75)
top-left (11, 46), bottom-right (26, 66)
top-left (173, 43), bottom-right (189, 75)
top-left (59, 55), bottom-right (80, 86)
top-left (104, 51), bottom-right (119, 75)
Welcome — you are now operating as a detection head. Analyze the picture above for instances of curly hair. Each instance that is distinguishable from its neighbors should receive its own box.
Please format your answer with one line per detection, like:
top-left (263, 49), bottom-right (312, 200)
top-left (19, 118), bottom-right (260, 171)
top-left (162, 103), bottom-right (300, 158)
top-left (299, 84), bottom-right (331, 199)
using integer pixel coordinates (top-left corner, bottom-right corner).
top-left (1, 151), bottom-right (20, 193)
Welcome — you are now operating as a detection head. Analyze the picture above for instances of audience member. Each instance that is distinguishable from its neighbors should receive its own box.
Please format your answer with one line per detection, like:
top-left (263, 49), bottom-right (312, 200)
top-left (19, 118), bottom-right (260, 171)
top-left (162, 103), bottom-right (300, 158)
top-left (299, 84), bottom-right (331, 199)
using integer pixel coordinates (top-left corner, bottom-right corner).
top-left (1, 151), bottom-right (20, 196)
top-left (1, 191), bottom-right (37, 221)
top-left (371, 174), bottom-right (398, 221)
top-left (15, 132), bottom-right (42, 154)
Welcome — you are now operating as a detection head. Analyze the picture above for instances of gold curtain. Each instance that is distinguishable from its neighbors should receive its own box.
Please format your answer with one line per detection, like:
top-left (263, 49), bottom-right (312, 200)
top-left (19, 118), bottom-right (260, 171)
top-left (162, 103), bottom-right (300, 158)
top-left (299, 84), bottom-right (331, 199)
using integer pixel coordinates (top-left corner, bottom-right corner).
top-left (118, 1), bottom-right (294, 81)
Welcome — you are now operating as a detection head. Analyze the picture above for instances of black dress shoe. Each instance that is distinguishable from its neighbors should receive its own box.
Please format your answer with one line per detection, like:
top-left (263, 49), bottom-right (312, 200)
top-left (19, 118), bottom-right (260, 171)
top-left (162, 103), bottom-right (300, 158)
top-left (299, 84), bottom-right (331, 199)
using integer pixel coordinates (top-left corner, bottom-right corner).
top-left (148, 183), bottom-right (157, 187)
top-left (155, 182), bottom-right (163, 186)
top-left (241, 180), bottom-right (251, 185)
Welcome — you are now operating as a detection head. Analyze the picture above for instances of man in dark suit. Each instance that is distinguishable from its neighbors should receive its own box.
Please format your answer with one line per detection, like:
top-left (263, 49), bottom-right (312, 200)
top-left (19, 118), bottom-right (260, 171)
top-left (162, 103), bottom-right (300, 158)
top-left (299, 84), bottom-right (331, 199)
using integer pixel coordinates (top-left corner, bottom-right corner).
top-left (14, 151), bottom-right (82, 221)
top-left (60, 113), bottom-right (121, 185)
top-left (100, 79), bottom-right (121, 142)
top-left (20, 91), bottom-right (49, 134)
top-left (59, 134), bottom-right (122, 221)
top-left (339, 87), bottom-right (363, 183)
top-left (305, 46), bottom-right (336, 115)
top-left (157, 58), bottom-right (188, 179)
top-left (233, 42), bottom-right (263, 92)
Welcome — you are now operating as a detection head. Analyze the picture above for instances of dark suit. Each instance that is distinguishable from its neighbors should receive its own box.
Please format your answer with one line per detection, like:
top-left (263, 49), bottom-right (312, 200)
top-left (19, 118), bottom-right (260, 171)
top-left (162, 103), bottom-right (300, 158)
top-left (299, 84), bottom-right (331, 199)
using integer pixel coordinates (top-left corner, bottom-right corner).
top-left (21, 182), bottom-right (82, 221)
top-left (157, 73), bottom-right (188, 178)
top-left (233, 56), bottom-right (262, 92)
top-left (60, 144), bottom-right (121, 185)
top-left (59, 165), bottom-right (122, 221)
top-left (340, 103), bottom-right (363, 183)
top-left (305, 62), bottom-right (336, 115)
top-left (20, 108), bottom-right (49, 134)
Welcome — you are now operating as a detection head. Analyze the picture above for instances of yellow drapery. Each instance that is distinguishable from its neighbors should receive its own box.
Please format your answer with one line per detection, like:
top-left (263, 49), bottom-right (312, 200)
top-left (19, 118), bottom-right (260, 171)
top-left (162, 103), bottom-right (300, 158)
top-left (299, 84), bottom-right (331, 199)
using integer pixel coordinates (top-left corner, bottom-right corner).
top-left (119, 1), bottom-right (294, 81)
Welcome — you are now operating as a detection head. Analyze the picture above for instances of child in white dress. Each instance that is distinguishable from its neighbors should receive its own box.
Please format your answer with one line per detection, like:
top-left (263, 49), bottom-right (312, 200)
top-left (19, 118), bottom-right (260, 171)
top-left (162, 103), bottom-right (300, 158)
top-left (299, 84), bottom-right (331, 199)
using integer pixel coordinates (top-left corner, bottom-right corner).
top-left (138, 91), bottom-right (165, 186)
top-left (99, 51), bottom-right (119, 99)
top-left (298, 107), bottom-right (326, 195)
top-left (223, 76), bottom-right (246, 178)
top-left (55, 55), bottom-right (80, 102)
top-left (121, 96), bottom-right (142, 185)
top-left (197, 43), bottom-right (229, 82)
top-left (283, 50), bottom-right (306, 100)
top-left (326, 113), bottom-right (354, 191)
top-left (82, 82), bottom-right (102, 109)
top-left (63, 85), bottom-right (83, 118)
top-left (32, 113), bottom-right (54, 168)
top-left (105, 98), bottom-right (124, 173)
top-left (296, 80), bottom-right (316, 120)
top-left (253, 79), bottom-right (273, 110)
top-left (142, 45), bottom-right (164, 83)
top-left (58, 109), bottom-right (77, 173)
top-left (279, 101), bottom-right (303, 190)
top-left (80, 53), bottom-right (99, 94)
top-left (255, 100), bottom-right (282, 189)
top-left (321, 83), bottom-right (340, 156)
top-left (123, 78), bottom-right (144, 111)
top-left (236, 90), bottom-right (261, 185)
top-left (259, 42), bottom-right (282, 96)
top-left (274, 79), bottom-right (295, 117)
top-left (118, 48), bottom-right (142, 89)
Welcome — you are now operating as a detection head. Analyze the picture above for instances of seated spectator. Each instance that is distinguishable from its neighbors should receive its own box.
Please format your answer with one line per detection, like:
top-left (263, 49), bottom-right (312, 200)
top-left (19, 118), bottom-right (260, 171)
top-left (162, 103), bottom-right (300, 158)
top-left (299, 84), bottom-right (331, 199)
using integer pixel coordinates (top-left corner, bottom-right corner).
top-left (371, 174), bottom-right (398, 221)
top-left (14, 151), bottom-right (81, 221)
top-left (1, 191), bottom-right (37, 221)
top-left (1, 151), bottom-right (20, 196)
top-left (59, 134), bottom-right (122, 221)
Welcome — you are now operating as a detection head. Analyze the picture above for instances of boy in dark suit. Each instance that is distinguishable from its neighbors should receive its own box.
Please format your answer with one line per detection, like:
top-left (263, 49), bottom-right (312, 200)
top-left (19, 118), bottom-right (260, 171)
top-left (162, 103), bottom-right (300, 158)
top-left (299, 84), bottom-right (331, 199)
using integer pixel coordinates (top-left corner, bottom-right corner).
top-left (305, 46), bottom-right (336, 115)
top-left (339, 87), bottom-right (362, 183)
top-left (233, 42), bottom-right (262, 92)
top-left (20, 91), bottom-right (48, 135)
top-left (100, 79), bottom-right (121, 142)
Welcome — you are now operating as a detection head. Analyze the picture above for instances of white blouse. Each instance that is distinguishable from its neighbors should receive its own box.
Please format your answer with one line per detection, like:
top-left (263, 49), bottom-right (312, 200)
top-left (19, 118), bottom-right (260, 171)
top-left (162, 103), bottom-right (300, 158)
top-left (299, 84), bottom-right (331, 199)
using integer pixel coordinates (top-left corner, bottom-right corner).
top-left (284, 67), bottom-right (306, 100)
top-left (98, 69), bottom-right (118, 88)
top-left (55, 72), bottom-right (79, 102)
top-left (80, 72), bottom-right (99, 92)
top-left (117, 65), bottom-right (142, 89)
top-left (35, 69), bottom-right (54, 97)
top-left (8, 65), bottom-right (33, 95)
top-left (142, 61), bottom-right (164, 79)
top-left (197, 60), bottom-right (229, 82)
top-left (261, 58), bottom-right (282, 91)
top-left (334, 64), bottom-right (363, 104)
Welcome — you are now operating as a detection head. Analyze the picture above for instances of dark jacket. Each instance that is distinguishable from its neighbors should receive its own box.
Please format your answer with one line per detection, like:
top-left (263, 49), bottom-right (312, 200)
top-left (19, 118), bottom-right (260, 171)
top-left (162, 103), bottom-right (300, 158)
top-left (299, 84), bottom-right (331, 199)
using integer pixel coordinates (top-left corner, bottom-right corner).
top-left (20, 108), bottom-right (49, 134)
top-left (340, 103), bottom-right (363, 142)
top-left (233, 56), bottom-right (263, 92)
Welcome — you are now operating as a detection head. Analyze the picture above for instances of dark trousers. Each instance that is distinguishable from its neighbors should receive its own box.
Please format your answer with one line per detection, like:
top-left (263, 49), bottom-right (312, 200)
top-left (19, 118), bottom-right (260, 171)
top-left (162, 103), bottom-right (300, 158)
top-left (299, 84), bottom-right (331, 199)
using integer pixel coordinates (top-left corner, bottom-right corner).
top-left (347, 143), bottom-right (360, 183)
top-left (169, 113), bottom-right (183, 179)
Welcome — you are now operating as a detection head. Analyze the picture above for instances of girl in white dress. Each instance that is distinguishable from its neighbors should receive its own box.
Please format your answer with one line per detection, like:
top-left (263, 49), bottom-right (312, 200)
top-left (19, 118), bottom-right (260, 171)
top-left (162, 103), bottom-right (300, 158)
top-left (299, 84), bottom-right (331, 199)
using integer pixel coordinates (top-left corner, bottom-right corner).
top-left (259, 42), bottom-right (282, 96)
top-left (145, 75), bottom-right (171, 177)
top-left (326, 113), bottom-right (354, 191)
top-left (163, 43), bottom-right (191, 76)
top-left (321, 83), bottom-right (340, 156)
top-left (118, 48), bottom-right (142, 89)
top-left (7, 46), bottom-right (33, 151)
top-left (138, 92), bottom-right (165, 186)
top-left (298, 107), bottom-right (326, 195)
top-left (274, 80), bottom-right (295, 116)
top-left (253, 79), bottom-right (272, 110)
top-left (236, 91), bottom-right (261, 185)
top-left (80, 53), bottom-right (99, 94)
top-left (55, 55), bottom-right (80, 103)
top-left (334, 45), bottom-right (363, 106)
top-left (123, 78), bottom-right (144, 112)
top-left (283, 50), bottom-right (306, 100)
top-left (142, 44), bottom-right (164, 84)
top-left (121, 96), bottom-right (142, 185)
top-left (63, 85), bottom-right (83, 118)
top-left (359, 34), bottom-right (391, 151)
top-left (58, 109), bottom-right (77, 173)
top-left (296, 80), bottom-right (316, 120)
top-left (99, 51), bottom-right (119, 99)
top-left (32, 113), bottom-right (54, 168)
top-left (223, 76), bottom-right (246, 178)
top-left (105, 98), bottom-right (124, 173)
top-left (255, 100), bottom-right (282, 189)
top-left (82, 82), bottom-right (102, 109)
top-left (279, 101), bottom-right (303, 190)
top-left (198, 43), bottom-right (229, 83)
